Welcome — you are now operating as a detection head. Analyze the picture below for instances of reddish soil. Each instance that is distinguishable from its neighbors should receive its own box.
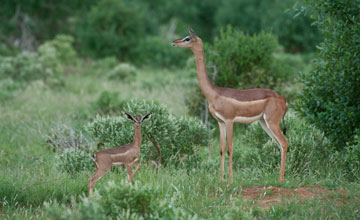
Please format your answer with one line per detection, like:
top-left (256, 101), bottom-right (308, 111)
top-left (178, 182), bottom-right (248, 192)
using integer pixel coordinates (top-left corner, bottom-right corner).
top-left (241, 185), bottom-right (349, 209)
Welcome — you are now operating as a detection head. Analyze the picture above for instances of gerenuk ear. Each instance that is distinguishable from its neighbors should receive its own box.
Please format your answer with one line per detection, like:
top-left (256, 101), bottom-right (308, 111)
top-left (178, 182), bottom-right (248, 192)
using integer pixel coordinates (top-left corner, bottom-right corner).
top-left (124, 112), bottom-right (136, 122)
top-left (141, 113), bottom-right (152, 122)
top-left (189, 28), bottom-right (198, 39)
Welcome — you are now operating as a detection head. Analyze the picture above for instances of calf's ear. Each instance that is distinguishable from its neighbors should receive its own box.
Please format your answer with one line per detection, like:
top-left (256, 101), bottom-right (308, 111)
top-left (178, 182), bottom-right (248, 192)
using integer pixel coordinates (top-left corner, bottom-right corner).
top-left (141, 113), bottom-right (152, 122)
top-left (124, 112), bottom-right (136, 122)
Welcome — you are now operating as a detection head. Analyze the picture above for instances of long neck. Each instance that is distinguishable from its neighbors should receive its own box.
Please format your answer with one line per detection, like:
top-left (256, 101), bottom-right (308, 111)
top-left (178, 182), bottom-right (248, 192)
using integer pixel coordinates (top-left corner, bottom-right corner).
top-left (133, 125), bottom-right (141, 148)
top-left (191, 42), bottom-right (216, 101)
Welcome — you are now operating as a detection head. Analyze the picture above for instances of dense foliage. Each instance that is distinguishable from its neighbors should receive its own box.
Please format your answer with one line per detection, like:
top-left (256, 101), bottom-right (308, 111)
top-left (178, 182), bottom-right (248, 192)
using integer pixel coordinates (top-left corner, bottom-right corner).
top-left (84, 56), bottom-right (119, 76)
top-left (75, 0), bottom-right (150, 60)
top-left (56, 149), bottom-right (94, 174)
top-left (106, 63), bottom-right (138, 82)
top-left (235, 112), bottom-right (333, 175)
top-left (45, 124), bottom-right (93, 153)
top-left (1, 0), bottom-right (321, 62)
top-left (0, 35), bottom-right (76, 101)
top-left (209, 26), bottom-right (292, 89)
top-left (45, 181), bottom-right (195, 219)
top-left (297, 0), bottom-right (360, 149)
top-left (215, 0), bottom-right (322, 53)
top-left (92, 91), bottom-right (128, 115)
top-left (0, 0), bottom-right (96, 51)
top-left (88, 99), bottom-right (211, 167)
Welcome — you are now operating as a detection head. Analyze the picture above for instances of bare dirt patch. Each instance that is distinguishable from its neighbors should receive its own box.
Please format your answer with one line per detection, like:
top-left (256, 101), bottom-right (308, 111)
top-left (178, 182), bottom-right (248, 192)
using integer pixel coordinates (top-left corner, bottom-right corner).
top-left (241, 185), bottom-right (348, 209)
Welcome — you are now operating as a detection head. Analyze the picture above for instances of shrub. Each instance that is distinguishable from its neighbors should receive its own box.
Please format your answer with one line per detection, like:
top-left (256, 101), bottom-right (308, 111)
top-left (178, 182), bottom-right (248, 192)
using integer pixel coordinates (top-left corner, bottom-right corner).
top-left (85, 57), bottom-right (119, 76)
top-left (92, 91), bottom-right (127, 115)
top-left (38, 35), bottom-right (77, 65)
top-left (172, 116), bottom-right (211, 168)
top-left (45, 181), bottom-right (195, 219)
top-left (75, 0), bottom-right (155, 61)
top-left (0, 78), bottom-right (23, 102)
top-left (44, 124), bottom-right (94, 153)
top-left (0, 34), bottom-right (77, 95)
top-left (209, 26), bottom-right (291, 89)
top-left (45, 198), bottom-right (108, 220)
top-left (341, 132), bottom-right (360, 181)
top-left (56, 148), bottom-right (94, 174)
top-left (0, 51), bottom-right (65, 88)
top-left (233, 111), bottom-right (333, 176)
top-left (296, 0), bottom-right (360, 149)
top-left (44, 124), bottom-right (95, 174)
top-left (106, 63), bottom-right (137, 82)
top-left (265, 1), bottom-right (322, 53)
top-left (87, 99), bottom-right (211, 167)
top-left (215, 0), bottom-right (322, 53)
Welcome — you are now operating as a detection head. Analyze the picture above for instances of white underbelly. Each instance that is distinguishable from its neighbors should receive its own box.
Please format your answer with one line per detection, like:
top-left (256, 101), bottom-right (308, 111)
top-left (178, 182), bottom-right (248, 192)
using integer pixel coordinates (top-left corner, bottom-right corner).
top-left (233, 113), bottom-right (263, 124)
top-left (215, 112), bottom-right (263, 124)
top-left (112, 157), bottom-right (138, 166)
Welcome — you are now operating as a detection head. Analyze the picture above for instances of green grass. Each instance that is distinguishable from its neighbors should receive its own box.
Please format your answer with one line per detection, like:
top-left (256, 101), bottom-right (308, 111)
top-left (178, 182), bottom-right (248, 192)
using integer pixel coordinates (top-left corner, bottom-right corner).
top-left (0, 68), bottom-right (359, 219)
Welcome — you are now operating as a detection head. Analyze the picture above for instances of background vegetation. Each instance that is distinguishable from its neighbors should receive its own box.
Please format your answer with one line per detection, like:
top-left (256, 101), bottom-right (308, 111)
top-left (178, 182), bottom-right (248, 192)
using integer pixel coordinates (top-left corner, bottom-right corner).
top-left (0, 0), bottom-right (359, 219)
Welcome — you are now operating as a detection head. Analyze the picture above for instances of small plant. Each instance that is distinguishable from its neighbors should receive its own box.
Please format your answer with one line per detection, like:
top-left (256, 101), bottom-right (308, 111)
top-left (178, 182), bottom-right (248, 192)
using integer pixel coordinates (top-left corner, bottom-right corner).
top-left (85, 56), bottom-right (118, 76)
top-left (92, 91), bottom-right (127, 115)
top-left (56, 148), bottom-right (94, 174)
top-left (45, 124), bottom-right (95, 174)
top-left (38, 34), bottom-right (77, 65)
top-left (341, 132), bottom-right (360, 181)
top-left (45, 124), bottom-right (94, 153)
top-left (0, 52), bottom-right (47, 82)
top-left (106, 63), bottom-right (137, 82)
top-left (45, 180), bottom-right (195, 219)
top-left (0, 78), bottom-right (23, 102)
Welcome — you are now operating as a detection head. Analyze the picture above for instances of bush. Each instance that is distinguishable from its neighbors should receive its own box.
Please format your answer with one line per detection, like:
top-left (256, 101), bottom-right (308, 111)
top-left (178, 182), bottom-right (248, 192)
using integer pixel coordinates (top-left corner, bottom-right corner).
top-left (296, 0), bottom-right (360, 149)
top-left (45, 181), bottom-right (195, 219)
top-left (215, 0), bottom-right (322, 53)
top-left (106, 63), bottom-right (137, 82)
top-left (0, 51), bottom-right (64, 88)
top-left (0, 78), bottom-right (23, 102)
top-left (84, 57), bottom-right (119, 76)
top-left (0, 34), bottom-right (77, 98)
top-left (92, 91), bottom-right (128, 115)
top-left (76, 0), bottom-right (155, 61)
top-left (87, 99), bottom-right (211, 167)
top-left (56, 148), bottom-right (94, 174)
top-left (38, 35), bottom-right (77, 65)
top-left (265, 1), bottom-right (322, 53)
top-left (233, 112), bottom-right (333, 176)
top-left (341, 132), bottom-right (360, 181)
top-left (209, 26), bottom-right (291, 89)
top-left (44, 124), bottom-right (94, 174)
top-left (36, 34), bottom-right (77, 85)
top-left (44, 124), bottom-right (94, 153)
